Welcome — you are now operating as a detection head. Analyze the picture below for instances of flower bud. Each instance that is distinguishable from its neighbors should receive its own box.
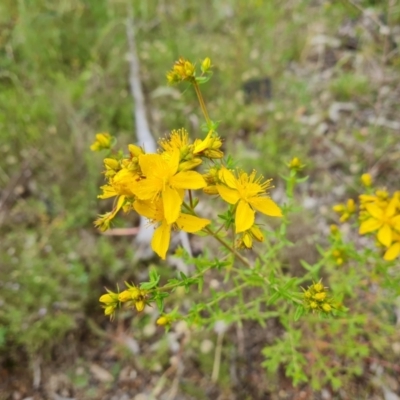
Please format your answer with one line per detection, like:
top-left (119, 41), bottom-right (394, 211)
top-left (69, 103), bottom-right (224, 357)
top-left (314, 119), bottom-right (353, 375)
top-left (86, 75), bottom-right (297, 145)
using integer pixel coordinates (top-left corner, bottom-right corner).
top-left (201, 57), bottom-right (211, 73)
top-left (118, 290), bottom-right (132, 302)
top-left (129, 287), bottom-right (141, 300)
top-left (135, 300), bottom-right (145, 312)
top-left (99, 293), bottom-right (115, 304)
top-left (203, 185), bottom-right (219, 195)
top-left (242, 232), bottom-right (253, 249)
top-left (128, 144), bottom-right (144, 158)
top-left (104, 305), bottom-right (116, 316)
top-left (156, 316), bottom-right (170, 326)
top-left (361, 173), bottom-right (372, 187)
top-left (313, 282), bottom-right (324, 293)
top-left (104, 158), bottom-right (120, 170)
top-left (322, 303), bottom-right (332, 312)
top-left (314, 292), bottom-right (327, 301)
top-left (250, 225), bottom-right (264, 242)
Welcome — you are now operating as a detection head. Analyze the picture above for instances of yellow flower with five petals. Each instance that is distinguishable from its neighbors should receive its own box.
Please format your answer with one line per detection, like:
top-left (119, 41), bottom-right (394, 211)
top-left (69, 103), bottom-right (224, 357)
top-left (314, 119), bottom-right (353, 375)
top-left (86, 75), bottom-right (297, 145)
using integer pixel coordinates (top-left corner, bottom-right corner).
top-left (359, 196), bottom-right (400, 248)
top-left (132, 149), bottom-right (206, 225)
top-left (216, 167), bottom-right (282, 233)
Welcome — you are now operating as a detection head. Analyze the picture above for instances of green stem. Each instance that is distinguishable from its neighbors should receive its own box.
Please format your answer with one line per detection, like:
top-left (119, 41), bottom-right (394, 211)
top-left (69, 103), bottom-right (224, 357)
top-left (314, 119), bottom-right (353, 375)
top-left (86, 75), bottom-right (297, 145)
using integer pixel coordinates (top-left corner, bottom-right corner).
top-left (193, 81), bottom-right (211, 125)
top-left (156, 265), bottom-right (214, 293)
top-left (188, 189), bottom-right (193, 208)
top-left (204, 226), bottom-right (251, 268)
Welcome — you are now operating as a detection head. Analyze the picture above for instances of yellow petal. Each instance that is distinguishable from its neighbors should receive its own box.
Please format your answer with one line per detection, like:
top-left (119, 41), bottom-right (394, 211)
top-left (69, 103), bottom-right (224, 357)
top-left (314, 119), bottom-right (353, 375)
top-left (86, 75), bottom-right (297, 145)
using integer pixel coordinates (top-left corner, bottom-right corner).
top-left (235, 200), bottom-right (254, 233)
top-left (171, 171), bottom-right (206, 190)
top-left (134, 199), bottom-right (158, 220)
top-left (163, 148), bottom-right (180, 175)
top-left (109, 195), bottom-right (126, 219)
top-left (359, 218), bottom-right (382, 234)
top-left (139, 154), bottom-right (162, 177)
top-left (132, 178), bottom-right (160, 200)
top-left (218, 167), bottom-right (236, 189)
top-left (151, 220), bottom-right (171, 259)
top-left (392, 215), bottom-right (400, 230)
top-left (163, 186), bottom-right (182, 224)
top-left (216, 184), bottom-right (240, 204)
top-left (384, 242), bottom-right (400, 261)
top-left (250, 197), bottom-right (282, 217)
top-left (193, 131), bottom-right (212, 154)
top-left (377, 224), bottom-right (392, 247)
top-left (98, 185), bottom-right (118, 199)
top-left (176, 214), bottom-right (210, 233)
top-left (365, 203), bottom-right (383, 219)
top-left (111, 169), bottom-right (139, 197)
top-left (385, 197), bottom-right (398, 218)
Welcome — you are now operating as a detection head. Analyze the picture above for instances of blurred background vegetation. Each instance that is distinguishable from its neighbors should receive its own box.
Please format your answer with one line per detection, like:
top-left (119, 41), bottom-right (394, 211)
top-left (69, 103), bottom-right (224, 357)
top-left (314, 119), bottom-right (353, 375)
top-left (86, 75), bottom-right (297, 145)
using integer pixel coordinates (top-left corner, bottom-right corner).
top-left (1, 0), bottom-right (400, 399)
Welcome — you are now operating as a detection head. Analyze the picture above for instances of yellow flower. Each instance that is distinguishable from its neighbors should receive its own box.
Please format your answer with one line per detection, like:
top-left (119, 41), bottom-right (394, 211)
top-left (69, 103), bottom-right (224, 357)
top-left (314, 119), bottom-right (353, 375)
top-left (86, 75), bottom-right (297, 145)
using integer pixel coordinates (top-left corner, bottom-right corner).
top-left (216, 167), bottom-right (281, 233)
top-left (359, 197), bottom-right (400, 247)
top-left (361, 173), bottom-right (372, 187)
top-left (159, 129), bottom-right (203, 171)
top-left (166, 57), bottom-right (195, 83)
top-left (134, 198), bottom-right (210, 259)
top-left (159, 129), bottom-right (190, 155)
top-left (133, 149), bottom-right (206, 224)
top-left (287, 157), bottom-right (305, 171)
top-left (90, 133), bottom-right (113, 151)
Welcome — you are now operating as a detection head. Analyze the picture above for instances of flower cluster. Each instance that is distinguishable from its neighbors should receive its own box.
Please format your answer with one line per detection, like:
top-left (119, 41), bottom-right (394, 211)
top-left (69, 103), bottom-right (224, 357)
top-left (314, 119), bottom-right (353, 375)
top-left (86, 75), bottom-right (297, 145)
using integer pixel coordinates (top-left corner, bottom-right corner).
top-left (92, 126), bottom-right (281, 259)
top-left (333, 173), bottom-right (400, 261)
top-left (332, 198), bottom-right (356, 223)
top-left (93, 57), bottom-right (284, 319)
top-left (303, 281), bottom-right (336, 314)
top-left (166, 57), bottom-right (211, 84)
top-left (99, 283), bottom-right (148, 319)
top-left (90, 132), bottom-right (113, 152)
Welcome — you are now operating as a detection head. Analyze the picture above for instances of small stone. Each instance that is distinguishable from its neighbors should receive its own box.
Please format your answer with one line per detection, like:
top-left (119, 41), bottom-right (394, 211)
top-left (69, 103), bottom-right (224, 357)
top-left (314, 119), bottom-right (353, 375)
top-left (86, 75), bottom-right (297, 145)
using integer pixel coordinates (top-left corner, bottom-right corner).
top-left (200, 339), bottom-right (214, 354)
